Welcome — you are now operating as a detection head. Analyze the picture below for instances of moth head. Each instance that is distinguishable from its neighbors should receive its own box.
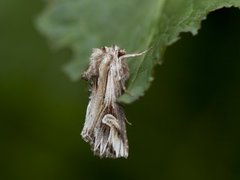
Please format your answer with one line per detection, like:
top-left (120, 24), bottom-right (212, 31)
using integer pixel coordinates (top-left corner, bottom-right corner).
top-left (101, 45), bottom-right (126, 58)
top-left (113, 45), bottom-right (126, 58)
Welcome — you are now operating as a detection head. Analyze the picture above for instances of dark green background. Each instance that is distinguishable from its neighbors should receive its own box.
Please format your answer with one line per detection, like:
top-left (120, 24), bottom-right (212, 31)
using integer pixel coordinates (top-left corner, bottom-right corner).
top-left (0, 1), bottom-right (240, 180)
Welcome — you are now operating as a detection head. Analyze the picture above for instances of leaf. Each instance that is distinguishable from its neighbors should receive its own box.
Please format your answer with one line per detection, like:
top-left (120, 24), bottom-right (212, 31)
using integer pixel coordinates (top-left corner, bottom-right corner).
top-left (36, 0), bottom-right (240, 104)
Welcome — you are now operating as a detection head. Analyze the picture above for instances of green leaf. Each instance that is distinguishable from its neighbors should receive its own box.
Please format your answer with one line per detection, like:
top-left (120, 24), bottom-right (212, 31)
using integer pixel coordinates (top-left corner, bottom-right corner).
top-left (36, 0), bottom-right (240, 104)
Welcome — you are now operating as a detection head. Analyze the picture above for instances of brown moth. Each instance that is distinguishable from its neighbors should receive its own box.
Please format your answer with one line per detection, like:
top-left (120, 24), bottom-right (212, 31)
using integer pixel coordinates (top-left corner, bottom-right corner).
top-left (81, 45), bottom-right (148, 158)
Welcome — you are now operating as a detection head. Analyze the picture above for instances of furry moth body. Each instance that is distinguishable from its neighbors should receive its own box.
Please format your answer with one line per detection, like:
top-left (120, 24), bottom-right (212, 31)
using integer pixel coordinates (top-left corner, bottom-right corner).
top-left (81, 45), bottom-right (148, 158)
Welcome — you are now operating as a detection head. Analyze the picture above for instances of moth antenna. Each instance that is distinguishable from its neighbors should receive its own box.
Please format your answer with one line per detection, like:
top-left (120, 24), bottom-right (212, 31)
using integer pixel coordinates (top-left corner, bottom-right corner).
top-left (119, 47), bottom-right (152, 60)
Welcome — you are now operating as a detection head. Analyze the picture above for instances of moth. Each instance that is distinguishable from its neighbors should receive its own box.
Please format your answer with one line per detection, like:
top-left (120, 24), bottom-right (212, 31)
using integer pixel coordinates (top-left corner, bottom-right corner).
top-left (81, 45), bottom-right (148, 158)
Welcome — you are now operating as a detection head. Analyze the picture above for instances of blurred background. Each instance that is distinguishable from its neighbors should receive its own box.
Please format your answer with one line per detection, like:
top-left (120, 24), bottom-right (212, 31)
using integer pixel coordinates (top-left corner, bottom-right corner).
top-left (0, 0), bottom-right (240, 180)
